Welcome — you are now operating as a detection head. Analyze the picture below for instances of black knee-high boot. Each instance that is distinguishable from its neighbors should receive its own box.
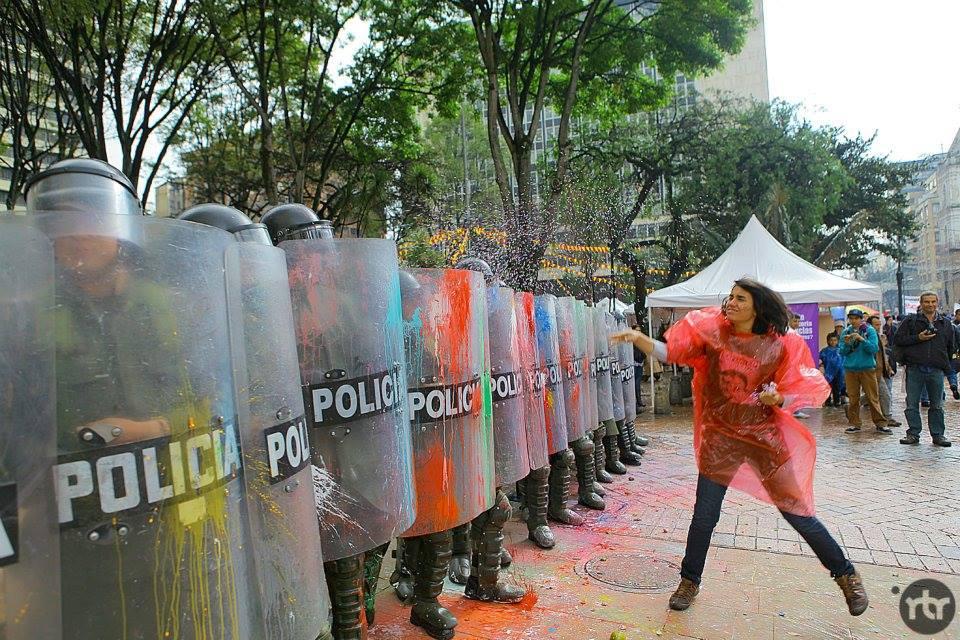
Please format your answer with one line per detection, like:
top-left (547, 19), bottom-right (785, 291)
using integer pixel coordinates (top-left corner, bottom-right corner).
top-left (325, 554), bottom-right (365, 640)
top-left (548, 449), bottom-right (584, 525)
top-left (523, 467), bottom-right (555, 548)
top-left (409, 531), bottom-right (457, 640)
top-left (572, 436), bottom-right (605, 509)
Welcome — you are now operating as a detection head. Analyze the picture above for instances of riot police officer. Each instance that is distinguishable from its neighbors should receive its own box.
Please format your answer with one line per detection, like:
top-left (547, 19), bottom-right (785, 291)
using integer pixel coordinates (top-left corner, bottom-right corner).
top-left (263, 203), bottom-right (416, 640)
top-left (445, 258), bottom-right (527, 603)
top-left (25, 159), bottom-right (279, 639)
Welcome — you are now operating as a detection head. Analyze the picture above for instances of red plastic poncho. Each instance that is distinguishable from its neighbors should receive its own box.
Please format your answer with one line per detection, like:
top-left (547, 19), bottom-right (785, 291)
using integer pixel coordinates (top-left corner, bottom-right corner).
top-left (666, 308), bottom-right (830, 517)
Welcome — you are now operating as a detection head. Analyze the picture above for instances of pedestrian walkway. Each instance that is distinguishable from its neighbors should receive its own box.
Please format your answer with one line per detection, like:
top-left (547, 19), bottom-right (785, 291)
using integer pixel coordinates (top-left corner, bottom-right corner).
top-left (369, 394), bottom-right (960, 639)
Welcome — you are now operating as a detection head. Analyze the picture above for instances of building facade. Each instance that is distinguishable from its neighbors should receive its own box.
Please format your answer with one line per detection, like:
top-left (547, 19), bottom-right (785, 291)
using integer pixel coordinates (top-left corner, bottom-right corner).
top-left (906, 131), bottom-right (960, 308)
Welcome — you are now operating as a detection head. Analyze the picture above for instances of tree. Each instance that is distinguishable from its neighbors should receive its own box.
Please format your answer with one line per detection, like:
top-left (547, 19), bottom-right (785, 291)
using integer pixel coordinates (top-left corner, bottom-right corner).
top-left (0, 5), bottom-right (78, 209)
top-left (9, 0), bottom-right (219, 204)
top-left (197, 0), bottom-right (469, 215)
top-left (451, 0), bottom-right (752, 288)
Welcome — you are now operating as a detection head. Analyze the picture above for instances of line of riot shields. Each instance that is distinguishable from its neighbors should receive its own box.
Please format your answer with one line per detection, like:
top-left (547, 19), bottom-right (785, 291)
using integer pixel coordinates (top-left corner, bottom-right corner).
top-left (0, 158), bottom-right (647, 640)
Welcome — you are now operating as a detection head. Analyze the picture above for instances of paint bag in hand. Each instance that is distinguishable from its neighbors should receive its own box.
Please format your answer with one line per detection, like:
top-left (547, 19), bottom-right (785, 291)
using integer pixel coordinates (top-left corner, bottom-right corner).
top-left (666, 308), bottom-right (830, 517)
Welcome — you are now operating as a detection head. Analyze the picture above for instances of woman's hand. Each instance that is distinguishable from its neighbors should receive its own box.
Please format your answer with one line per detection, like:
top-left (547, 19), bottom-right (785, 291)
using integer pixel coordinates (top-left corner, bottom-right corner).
top-left (758, 390), bottom-right (784, 407)
top-left (611, 329), bottom-right (656, 355)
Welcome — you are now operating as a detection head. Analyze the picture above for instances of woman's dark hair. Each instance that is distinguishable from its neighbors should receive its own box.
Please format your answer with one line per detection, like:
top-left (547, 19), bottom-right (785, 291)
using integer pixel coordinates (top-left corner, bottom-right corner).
top-left (732, 277), bottom-right (790, 336)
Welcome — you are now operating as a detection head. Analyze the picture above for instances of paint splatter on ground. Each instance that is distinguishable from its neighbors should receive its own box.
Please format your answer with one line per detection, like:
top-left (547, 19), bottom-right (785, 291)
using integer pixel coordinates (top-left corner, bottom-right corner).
top-left (367, 399), bottom-right (960, 639)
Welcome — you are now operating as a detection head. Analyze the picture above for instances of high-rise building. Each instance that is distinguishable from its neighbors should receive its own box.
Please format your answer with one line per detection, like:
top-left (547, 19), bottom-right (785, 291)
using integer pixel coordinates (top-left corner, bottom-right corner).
top-left (906, 130), bottom-right (960, 307)
top-left (693, 0), bottom-right (769, 103)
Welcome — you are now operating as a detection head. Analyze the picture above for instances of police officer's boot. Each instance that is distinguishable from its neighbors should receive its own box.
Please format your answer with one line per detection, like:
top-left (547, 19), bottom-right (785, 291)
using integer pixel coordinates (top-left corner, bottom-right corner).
top-left (363, 542), bottom-right (389, 626)
top-left (618, 426), bottom-right (643, 466)
top-left (572, 436), bottom-right (605, 509)
top-left (593, 427), bottom-right (614, 483)
top-left (389, 537), bottom-right (417, 603)
top-left (325, 555), bottom-right (365, 640)
top-left (523, 467), bottom-right (555, 548)
top-left (603, 434), bottom-right (627, 475)
top-left (465, 490), bottom-right (525, 603)
top-left (624, 422), bottom-right (646, 455)
top-left (548, 450), bottom-right (584, 525)
top-left (447, 523), bottom-right (471, 585)
top-left (410, 531), bottom-right (457, 640)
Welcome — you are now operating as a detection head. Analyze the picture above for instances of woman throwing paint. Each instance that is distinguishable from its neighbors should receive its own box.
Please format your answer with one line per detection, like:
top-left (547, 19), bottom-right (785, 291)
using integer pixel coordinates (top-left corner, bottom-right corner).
top-left (613, 278), bottom-right (868, 616)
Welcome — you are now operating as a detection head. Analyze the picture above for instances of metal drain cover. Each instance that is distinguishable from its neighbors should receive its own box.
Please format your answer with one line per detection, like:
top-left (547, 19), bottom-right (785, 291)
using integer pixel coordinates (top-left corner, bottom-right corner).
top-left (582, 554), bottom-right (679, 593)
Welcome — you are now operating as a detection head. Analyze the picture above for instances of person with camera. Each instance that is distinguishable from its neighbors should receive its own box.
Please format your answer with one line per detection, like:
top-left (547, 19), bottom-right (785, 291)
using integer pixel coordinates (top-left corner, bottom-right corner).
top-left (839, 309), bottom-right (890, 434)
top-left (893, 291), bottom-right (954, 446)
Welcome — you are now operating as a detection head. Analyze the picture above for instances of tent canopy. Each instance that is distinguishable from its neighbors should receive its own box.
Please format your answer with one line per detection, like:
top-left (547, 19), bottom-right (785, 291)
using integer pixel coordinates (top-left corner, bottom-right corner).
top-left (646, 216), bottom-right (882, 308)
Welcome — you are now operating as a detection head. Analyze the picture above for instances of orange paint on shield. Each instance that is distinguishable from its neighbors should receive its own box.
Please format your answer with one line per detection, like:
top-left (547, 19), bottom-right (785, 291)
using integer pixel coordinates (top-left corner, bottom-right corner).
top-left (413, 434), bottom-right (460, 530)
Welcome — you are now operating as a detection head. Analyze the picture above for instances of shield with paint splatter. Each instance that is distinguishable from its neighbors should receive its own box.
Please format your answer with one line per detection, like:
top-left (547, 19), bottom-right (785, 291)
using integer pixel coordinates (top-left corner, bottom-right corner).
top-left (557, 297), bottom-right (587, 442)
top-left (534, 294), bottom-right (568, 455)
top-left (39, 213), bottom-right (262, 639)
top-left (225, 241), bottom-right (329, 638)
top-left (593, 307), bottom-right (615, 423)
top-left (515, 291), bottom-right (549, 470)
top-left (283, 238), bottom-right (416, 561)
top-left (486, 285), bottom-right (530, 486)
top-left (619, 316), bottom-right (638, 423)
top-left (400, 268), bottom-right (495, 536)
top-left (606, 311), bottom-right (626, 422)
top-left (581, 301), bottom-right (599, 432)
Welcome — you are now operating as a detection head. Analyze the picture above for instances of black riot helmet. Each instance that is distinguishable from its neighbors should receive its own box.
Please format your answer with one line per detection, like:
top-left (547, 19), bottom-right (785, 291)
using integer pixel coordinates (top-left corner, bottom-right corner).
top-left (260, 203), bottom-right (334, 245)
top-left (24, 158), bottom-right (142, 215)
top-left (455, 256), bottom-right (499, 286)
top-left (178, 203), bottom-right (271, 245)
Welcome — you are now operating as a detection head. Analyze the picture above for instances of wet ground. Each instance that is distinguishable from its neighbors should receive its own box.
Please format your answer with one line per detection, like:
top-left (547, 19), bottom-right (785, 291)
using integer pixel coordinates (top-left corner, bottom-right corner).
top-left (369, 385), bottom-right (960, 639)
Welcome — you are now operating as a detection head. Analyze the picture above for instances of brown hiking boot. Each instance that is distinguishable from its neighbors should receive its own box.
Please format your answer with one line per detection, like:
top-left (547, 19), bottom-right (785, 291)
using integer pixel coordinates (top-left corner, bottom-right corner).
top-left (668, 578), bottom-right (700, 611)
top-left (834, 571), bottom-right (869, 616)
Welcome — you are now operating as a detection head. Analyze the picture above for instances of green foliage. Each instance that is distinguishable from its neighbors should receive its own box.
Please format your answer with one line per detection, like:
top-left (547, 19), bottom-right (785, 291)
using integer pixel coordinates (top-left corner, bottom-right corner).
top-left (400, 227), bottom-right (447, 268)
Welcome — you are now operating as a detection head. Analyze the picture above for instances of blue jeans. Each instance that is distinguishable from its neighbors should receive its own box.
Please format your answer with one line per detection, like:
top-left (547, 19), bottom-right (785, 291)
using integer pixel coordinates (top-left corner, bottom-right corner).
top-left (679, 475), bottom-right (854, 585)
top-left (905, 367), bottom-right (946, 438)
top-left (922, 369), bottom-right (958, 402)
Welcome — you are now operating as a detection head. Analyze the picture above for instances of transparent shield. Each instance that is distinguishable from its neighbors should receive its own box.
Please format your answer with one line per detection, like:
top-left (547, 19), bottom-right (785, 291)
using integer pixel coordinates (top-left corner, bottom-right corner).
top-left (620, 318), bottom-right (638, 422)
top-left (487, 287), bottom-right (530, 486)
top-left (583, 303), bottom-right (599, 431)
top-left (606, 312), bottom-right (625, 421)
top-left (535, 295), bottom-right (568, 454)
top-left (0, 221), bottom-right (60, 640)
top-left (282, 239), bottom-right (416, 559)
top-left (36, 213), bottom-right (260, 640)
top-left (558, 298), bottom-right (587, 441)
top-left (593, 308), bottom-right (614, 422)
top-left (225, 242), bottom-right (329, 638)
top-left (515, 292), bottom-right (549, 470)
top-left (401, 269), bottom-right (495, 536)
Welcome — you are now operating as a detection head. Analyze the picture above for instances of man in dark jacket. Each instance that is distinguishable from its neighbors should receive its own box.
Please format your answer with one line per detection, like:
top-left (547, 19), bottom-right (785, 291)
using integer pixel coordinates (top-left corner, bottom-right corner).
top-left (893, 291), bottom-right (954, 446)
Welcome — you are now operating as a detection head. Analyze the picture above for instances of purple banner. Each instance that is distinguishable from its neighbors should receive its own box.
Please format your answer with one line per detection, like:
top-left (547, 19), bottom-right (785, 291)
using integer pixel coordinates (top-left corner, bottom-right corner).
top-left (789, 303), bottom-right (819, 364)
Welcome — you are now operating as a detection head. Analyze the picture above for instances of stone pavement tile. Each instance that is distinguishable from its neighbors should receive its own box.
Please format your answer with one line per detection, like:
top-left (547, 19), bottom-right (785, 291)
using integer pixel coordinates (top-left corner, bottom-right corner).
top-left (659, 606), bottom-right (776, 640)
top-left (919, 555), bottom-right (954, 573)
top-left (895, 553), bottom-right (926, 570)
top-left (911, 542), bottom-right (941, 557)
top-left (868, 550), bottom-right (898, 567)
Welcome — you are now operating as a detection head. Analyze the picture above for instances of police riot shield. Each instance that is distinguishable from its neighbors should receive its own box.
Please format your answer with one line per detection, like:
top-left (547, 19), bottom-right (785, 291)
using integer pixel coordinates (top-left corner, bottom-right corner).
top-left (557, 297), bottom-right (587, 441)
top-left (37, 213), bottom-right (261, 640)
top-left (534, 295), bottom-right (568, 454)
top-left (620, 318), bottom-right (638, 422)
top-left (282, 239), bottom-right (415, 560)
top-left (582, 302), bottom-right (599, 431)
top-left (515, 292), bottom-right (549, 471)
top-left (606, 311), bottom-right (626, 421)
top-left (593, 308), bottom-right (614, 423)
top-left (401, 269), bottom-right (495, 537)
top-left (487, 286), bottom-right (531, 486)
top-left (224, 242), bottom-right (329, 639)
top-left (0, 220), bottom-right (60, 640)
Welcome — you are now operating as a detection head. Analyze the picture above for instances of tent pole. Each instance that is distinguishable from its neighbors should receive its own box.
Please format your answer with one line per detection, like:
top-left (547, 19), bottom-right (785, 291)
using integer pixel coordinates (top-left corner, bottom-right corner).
top-left (649, 310), bottom-right (655, 413)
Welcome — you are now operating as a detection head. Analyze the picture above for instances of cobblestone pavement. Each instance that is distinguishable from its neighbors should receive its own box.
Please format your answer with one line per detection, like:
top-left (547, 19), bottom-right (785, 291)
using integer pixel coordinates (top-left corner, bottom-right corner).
top-left (369, 382), bottom-right (960, 639)
top-left (628, 385), bottom-right (960, 576)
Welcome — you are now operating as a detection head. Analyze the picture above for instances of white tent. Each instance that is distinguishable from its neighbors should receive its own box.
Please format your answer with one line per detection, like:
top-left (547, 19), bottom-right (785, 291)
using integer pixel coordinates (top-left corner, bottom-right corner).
top-left (646, 215), bottom-right (881, 308)
top-left (595, 296), bottom-right (633, 315)
top-left (642, 216), bottom-right (881, 410)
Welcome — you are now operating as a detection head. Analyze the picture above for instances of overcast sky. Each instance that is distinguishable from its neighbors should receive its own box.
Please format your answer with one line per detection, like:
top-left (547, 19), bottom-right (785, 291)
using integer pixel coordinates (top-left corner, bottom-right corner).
top-left (765, 0), bottom-right (960, 162)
